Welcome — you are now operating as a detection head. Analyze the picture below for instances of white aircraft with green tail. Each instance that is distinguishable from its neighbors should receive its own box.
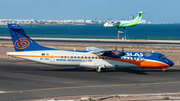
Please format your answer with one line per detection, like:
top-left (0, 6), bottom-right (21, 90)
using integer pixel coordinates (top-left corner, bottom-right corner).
top-left (104, 11), bottom-right (143, 29)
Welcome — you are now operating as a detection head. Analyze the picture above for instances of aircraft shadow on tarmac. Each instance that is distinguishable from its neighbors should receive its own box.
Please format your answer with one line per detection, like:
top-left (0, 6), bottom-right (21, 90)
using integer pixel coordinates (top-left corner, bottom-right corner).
top-left (35, 66), bottom-right (180, 75)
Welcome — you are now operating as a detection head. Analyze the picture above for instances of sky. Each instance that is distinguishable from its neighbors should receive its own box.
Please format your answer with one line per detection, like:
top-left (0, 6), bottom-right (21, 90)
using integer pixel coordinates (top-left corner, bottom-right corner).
top-left (0, 0), bottom-right (180, 23)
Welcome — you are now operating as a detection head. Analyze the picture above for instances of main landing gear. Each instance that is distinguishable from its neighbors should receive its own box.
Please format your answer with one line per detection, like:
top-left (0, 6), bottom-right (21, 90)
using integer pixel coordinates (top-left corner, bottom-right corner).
top-left (96, 68), bottom-right (102, 73)
top-left (96, 64), bottom-right (106, 73)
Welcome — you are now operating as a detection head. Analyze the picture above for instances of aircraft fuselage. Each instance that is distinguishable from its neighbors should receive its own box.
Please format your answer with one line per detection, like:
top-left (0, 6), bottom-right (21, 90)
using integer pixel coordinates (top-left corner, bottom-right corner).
top-left (7, 50), bottom-right (174, 70)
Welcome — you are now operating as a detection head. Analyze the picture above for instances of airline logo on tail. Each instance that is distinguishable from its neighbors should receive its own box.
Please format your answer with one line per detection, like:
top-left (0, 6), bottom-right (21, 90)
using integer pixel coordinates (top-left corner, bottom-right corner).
top-left (14, 38), bottom-right (33, 49)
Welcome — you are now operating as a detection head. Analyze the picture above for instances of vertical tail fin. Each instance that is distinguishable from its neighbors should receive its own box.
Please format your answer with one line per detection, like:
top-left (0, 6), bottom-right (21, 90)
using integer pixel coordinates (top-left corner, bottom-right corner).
top-left (134, 11), bottom-right (143, 21)
top-left (8, 24), bottom-right (57, 51)
top-left (124, 11), bottom-right (143, 27)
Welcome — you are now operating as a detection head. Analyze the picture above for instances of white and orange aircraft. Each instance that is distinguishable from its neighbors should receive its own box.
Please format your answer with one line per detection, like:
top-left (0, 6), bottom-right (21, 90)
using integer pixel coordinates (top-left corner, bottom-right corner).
top-left (7, 24), bottom-right (174, 72)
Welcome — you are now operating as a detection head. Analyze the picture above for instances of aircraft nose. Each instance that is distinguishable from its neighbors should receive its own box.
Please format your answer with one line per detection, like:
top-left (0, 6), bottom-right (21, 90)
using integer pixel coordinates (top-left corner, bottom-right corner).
top-left (167, 59), bottom-right (174, 67)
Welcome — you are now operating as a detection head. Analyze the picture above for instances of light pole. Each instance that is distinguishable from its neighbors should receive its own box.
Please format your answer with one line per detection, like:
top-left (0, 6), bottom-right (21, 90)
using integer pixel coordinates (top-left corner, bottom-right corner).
top-left (118, 31), bottom-right (124, 40)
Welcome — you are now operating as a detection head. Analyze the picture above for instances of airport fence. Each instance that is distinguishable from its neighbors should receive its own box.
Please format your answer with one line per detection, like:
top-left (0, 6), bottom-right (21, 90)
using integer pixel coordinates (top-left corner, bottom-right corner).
top-left (2, 34), bottom-right (180, 40)
top-left (29, 35), bottom-right (180, 40)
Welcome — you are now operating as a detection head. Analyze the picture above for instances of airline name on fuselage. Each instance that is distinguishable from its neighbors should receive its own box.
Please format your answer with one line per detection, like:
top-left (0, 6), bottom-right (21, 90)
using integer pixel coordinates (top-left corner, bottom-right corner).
top-left (56, 59), bottom-right (92, 62)
top-left (125, 52), bottom-right (144, 57)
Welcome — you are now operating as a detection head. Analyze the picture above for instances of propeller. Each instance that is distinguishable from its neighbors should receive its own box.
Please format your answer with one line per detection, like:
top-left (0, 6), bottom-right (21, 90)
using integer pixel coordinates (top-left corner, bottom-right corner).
top-left (115, 45), bottom-right (117, 50)
top-left (134, 12), bottom-right (147, 14)
top-left (121, 48), bottom-right (126, 56)
top-left (112, 46), bottom-right (126, 56)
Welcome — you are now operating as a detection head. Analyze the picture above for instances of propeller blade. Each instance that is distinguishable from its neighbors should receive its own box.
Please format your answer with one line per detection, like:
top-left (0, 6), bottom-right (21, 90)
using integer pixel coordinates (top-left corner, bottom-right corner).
top-left (121, 48), bottom-right (126, 56)
top-left (134, 12), bottom-right (147, 14)
top-left (115, 45), bottom-right (117, 50)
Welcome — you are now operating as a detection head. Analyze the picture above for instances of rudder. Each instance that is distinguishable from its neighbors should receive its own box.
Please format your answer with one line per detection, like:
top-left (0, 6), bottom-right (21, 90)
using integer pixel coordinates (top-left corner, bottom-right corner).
top-left (8, 24), bottom-right (57, 51)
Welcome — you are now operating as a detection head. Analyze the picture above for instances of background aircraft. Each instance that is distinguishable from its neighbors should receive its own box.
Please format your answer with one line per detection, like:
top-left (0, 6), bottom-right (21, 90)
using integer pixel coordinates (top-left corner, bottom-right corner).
top-left (104, 11), bottom-right (143, 29)
top-left (7, 24), bottom-right (174, 72)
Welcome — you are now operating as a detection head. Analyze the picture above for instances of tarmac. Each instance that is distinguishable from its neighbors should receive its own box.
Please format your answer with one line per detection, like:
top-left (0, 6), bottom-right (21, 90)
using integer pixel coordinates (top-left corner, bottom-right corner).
top-left (0, 58), bottom-right (180, 100)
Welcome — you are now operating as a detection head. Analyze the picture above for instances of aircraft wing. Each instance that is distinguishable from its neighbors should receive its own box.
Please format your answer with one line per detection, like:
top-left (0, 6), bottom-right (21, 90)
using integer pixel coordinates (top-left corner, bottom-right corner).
top-left (86, 47), bottom-right (111, 55)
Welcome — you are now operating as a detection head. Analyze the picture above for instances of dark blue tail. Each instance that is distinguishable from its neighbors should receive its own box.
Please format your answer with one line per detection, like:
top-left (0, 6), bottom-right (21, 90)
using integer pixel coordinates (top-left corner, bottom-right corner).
top-left (8, 24), bottom-right (57, 51)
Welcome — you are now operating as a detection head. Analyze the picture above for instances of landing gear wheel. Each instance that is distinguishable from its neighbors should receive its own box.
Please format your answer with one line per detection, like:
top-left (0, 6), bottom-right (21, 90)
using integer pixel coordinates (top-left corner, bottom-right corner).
top-left (96, 68), bottom-right (102, 73)
top-left (96, 65), bottom-right (105, 73)
top-left (161, 68), bottom-right (166, 72)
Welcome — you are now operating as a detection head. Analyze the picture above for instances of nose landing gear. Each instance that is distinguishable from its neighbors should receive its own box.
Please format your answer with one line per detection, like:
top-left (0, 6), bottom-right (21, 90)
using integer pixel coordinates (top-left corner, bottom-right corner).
top-left (161, 68), bottom-right (166, 72)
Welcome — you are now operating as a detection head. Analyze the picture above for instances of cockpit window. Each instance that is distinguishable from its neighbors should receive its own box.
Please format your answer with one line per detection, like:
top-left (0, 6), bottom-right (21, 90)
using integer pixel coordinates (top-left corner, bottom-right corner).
top-left (159, 55), bottom-right (166, 59)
